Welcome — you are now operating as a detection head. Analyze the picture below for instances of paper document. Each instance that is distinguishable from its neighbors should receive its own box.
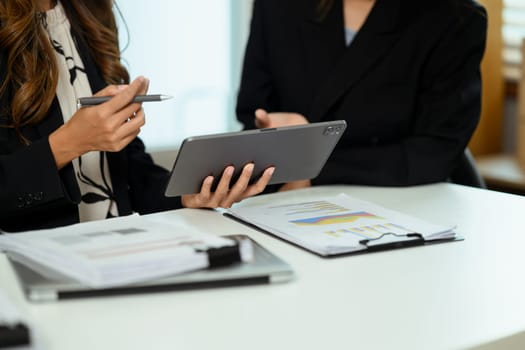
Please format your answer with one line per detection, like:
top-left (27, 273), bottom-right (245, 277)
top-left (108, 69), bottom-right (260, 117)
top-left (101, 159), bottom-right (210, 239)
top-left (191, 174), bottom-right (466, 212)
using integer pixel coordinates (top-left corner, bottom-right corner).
top-left (227, 193), bottom-right (456, 256)
top-left (0, 215), bottom-right (252, 288)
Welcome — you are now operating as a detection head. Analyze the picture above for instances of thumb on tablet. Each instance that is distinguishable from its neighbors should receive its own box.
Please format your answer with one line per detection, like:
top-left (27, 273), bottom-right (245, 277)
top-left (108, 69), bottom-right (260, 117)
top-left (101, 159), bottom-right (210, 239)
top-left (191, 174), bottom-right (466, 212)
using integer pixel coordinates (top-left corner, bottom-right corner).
top-left (255, 109), bottom-right (270, 128)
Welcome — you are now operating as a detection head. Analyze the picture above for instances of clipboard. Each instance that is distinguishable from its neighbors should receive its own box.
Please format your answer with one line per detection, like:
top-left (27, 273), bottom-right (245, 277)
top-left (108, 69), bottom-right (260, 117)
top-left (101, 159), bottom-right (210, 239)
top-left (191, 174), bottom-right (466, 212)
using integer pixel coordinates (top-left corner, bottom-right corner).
top-left (355, 232), bottom-right (463, 254)
top-left (225, 193), bottom-right (463, 258)
top-left (224, 214), bottom-right (463, 258)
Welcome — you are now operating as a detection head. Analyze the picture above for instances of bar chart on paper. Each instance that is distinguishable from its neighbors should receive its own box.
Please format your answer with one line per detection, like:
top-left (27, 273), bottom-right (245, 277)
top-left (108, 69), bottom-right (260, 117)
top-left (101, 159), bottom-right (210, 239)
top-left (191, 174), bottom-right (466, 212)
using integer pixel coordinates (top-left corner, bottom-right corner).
top-left (227, 194), bottom-right (457, 256)
top-left (270, 200), bottom-right (416, 240)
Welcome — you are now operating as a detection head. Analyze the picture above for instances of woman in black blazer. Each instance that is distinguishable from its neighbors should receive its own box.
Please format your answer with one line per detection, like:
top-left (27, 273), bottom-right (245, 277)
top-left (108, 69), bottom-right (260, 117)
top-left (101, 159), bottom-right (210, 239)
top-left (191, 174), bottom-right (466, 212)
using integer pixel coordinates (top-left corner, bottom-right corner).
top-left (236, 0), bottom-right (487, 190)
top-left (0, 0), bottom-right (274, 232)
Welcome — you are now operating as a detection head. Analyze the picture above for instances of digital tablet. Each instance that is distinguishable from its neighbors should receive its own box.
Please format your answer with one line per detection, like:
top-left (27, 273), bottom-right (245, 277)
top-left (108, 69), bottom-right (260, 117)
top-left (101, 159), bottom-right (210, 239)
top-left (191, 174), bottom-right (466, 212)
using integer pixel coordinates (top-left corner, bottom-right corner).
top-left (164, 120), bottom-right (347, 196)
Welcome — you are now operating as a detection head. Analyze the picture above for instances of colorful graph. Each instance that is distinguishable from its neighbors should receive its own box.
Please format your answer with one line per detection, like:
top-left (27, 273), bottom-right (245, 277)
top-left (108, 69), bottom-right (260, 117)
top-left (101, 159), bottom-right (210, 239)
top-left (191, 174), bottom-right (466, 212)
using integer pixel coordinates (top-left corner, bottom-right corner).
top-left (323, 223), bottom-right (412, 239)
top-left (270, 201), bottom-right (349, 216)
top-left (290, 211), bottom-right (382, 226)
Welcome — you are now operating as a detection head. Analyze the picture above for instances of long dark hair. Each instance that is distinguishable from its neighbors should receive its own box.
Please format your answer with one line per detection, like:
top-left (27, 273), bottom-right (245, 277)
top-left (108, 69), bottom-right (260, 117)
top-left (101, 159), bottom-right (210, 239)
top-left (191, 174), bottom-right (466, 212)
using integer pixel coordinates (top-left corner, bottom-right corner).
top-left (0, 0), bottom-right (129, 138)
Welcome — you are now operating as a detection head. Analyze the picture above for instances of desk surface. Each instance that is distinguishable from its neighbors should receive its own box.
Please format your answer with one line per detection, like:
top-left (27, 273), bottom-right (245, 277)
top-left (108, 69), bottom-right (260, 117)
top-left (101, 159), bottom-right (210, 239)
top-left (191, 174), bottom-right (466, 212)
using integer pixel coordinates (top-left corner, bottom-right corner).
top-left (2, 184), bottom-right (525, 350)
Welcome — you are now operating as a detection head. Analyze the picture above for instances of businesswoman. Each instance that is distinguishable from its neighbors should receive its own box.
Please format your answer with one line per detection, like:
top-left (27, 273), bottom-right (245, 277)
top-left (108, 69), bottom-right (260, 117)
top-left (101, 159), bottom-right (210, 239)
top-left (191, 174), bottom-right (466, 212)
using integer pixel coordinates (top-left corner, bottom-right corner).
top-left (0, 0), bottom-right (274, 232)
top-left (236, 0), bottom-right (487, 190)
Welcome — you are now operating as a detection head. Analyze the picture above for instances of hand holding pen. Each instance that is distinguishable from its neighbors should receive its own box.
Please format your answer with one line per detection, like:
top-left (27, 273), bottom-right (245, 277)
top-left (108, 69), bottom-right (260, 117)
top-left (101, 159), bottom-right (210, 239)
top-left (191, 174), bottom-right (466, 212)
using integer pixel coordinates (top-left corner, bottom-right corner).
top-left (50, 77), bottom-right (152, 169)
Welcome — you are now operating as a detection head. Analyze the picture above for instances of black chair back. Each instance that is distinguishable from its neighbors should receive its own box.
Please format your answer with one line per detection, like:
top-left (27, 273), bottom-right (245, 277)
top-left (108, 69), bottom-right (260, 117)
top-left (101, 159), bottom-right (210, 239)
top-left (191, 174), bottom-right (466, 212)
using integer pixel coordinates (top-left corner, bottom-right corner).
top-left (449, 148), bottom-right (486, 189)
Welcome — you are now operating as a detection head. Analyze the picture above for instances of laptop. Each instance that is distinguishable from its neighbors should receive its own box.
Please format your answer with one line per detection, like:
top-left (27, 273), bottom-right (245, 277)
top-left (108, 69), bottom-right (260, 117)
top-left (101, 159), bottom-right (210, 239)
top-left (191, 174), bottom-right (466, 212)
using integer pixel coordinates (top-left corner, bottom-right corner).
top-left (9, 235), bottom-right (294, 302)
top-left (164, 121), bottom-right (347, 196)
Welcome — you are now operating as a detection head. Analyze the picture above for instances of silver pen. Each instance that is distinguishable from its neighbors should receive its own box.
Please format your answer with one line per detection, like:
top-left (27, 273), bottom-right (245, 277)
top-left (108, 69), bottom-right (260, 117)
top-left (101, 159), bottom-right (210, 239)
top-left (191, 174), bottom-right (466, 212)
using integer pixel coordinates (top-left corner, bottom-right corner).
top-left (77, 94), bottom-right (172, 108)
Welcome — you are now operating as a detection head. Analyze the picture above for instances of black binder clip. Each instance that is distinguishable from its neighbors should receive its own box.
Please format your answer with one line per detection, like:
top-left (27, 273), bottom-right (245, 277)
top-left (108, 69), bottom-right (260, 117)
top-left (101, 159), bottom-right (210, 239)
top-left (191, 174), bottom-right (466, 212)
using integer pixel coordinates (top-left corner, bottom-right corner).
top-left (205, 244), bottom-right (242, 268)
top-left (0, 323), bottom-right (30, 349)
top-left (359, 232), bottom-right (424, 252)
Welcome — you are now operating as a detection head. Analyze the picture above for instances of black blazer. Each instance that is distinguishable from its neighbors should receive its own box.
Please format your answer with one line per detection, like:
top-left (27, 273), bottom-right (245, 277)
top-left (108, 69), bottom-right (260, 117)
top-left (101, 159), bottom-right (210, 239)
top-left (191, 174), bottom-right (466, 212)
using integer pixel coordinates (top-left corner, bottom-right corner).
top-left (236, 0), bottom-right (487, 187)
top-left (0, 33), bottom-right (181, 232)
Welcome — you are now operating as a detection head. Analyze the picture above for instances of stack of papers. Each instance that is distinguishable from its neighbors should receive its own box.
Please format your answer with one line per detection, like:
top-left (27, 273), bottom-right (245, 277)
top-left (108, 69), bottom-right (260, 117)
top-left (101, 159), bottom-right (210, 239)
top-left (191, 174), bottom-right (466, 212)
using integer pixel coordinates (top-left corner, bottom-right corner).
top-left (0, 215), bottom-right (252, 288)
top-left (227, 193), bottom-right (457, 256)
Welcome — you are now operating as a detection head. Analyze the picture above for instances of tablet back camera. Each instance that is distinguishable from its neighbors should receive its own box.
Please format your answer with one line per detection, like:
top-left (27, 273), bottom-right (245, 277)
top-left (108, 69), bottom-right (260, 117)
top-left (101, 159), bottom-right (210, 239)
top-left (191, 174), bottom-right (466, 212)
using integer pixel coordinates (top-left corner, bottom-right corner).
top-left (323, 126), bottom-right (341, 136)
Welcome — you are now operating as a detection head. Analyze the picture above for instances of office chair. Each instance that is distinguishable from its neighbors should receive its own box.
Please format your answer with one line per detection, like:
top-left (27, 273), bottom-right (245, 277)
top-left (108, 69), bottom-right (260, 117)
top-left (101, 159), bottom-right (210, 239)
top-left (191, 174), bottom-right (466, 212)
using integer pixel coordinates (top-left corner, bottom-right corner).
top-left (449, 148), bottom-right (487, 189)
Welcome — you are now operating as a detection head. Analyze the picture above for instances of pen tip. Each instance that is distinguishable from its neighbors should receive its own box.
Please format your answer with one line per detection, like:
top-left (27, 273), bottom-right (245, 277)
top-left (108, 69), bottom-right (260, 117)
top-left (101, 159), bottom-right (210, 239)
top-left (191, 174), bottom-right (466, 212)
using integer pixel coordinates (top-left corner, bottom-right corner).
top-left (161, 95), bottom-right (173, 100)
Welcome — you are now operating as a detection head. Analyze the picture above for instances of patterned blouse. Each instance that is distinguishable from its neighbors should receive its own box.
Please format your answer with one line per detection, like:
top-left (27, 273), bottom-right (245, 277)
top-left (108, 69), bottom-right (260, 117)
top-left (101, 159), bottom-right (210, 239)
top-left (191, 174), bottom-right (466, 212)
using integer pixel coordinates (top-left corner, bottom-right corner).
top-left (44, 1), bottom-right (118, 222)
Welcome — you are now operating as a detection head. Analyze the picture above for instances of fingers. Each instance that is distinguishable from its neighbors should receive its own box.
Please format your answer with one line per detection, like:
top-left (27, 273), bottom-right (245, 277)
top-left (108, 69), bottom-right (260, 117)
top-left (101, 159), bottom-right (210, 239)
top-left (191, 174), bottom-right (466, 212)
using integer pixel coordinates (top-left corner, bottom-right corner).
top-left (85, 77), bottom-right (148, 127)
top-left (91, 76), bottom-right (147, 112)
top-left (198, 176), bottom-right (214, 199)
top-left (255, 109), bottom-right (269, 128)
top-left (181, 164), bottom-right (275, 209)
top-left (279, 179), bottom-right (311, 192)
top-left (223, 163), bottom-right (255, 206)
top-left (255, 110), bottom-right (310, 129)
top-left (182, 167), bottom-right (234, 209)
top-left (210, 164), bottom-right (256, 208)
top-left (92, 102), bottom-right (145, 152)
top-left (62, 77), bottom-right (150, 155)
top-left (207, 166), bottom-right (235, 207)
top-left (94, 84), bottom-right (127, 97)
top-left (117, 107), bottom-right (145, 135)
top-left (113, 102), bottom-right (144, 125)
top-left (99, 76), bottom-right (149, 116)
top-left (180, 176), bottom-right (214, 208)
top-left (243, 166), bottom-right (274, 198)
top-left (112, 76), bottom-right (149, 125)
top-left (141, 77), bottom-right (150, 95)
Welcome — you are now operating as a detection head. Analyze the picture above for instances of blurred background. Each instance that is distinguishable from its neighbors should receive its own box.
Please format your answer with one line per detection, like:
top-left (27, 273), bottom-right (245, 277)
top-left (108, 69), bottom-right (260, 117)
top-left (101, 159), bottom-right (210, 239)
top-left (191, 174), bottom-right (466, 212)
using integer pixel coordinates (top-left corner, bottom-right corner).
top-left (116, 0), bottom-right (252, 164)
top-left (465, 0), bottom-right (525, 195)
top-left (117, 0), bottom-right (525, 195)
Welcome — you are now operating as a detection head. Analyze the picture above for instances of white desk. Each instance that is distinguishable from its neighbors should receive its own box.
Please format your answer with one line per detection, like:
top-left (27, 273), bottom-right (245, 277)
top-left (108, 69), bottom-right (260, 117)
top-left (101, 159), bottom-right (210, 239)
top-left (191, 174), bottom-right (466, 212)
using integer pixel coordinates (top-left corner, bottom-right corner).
top-left (2, 184), bottom-right (525, 350)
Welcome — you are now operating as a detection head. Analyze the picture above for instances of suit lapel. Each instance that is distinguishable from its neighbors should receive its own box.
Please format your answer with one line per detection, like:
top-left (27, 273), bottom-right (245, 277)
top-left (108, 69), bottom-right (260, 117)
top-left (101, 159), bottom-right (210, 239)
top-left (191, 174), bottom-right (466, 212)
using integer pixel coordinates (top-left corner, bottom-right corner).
top-left (301, 0), bottom-right (347, 100)
top-left (36, 30), bottom-right (106, 139)
top-left (307, 0), bottom-right (403, 122)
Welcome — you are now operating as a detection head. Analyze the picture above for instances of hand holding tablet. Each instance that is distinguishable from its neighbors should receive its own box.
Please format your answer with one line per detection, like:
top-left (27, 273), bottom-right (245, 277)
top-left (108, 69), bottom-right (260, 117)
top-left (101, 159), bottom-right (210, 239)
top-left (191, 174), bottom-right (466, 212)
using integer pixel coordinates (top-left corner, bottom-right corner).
top-left (164, 121), bottom-right (347, 197)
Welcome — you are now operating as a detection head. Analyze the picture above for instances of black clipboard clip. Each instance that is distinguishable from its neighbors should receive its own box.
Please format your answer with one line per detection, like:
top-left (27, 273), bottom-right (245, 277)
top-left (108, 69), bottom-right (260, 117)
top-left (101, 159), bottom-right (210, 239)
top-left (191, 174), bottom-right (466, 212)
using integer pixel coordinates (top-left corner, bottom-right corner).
top-left (198, 235), bottom-right (253, 269)
top-left (0, 323), bottom-right (30, 349)
top-left (205, 244), bottom-right (243, 268)
top-left (359, 232), bottom-right (425, 252)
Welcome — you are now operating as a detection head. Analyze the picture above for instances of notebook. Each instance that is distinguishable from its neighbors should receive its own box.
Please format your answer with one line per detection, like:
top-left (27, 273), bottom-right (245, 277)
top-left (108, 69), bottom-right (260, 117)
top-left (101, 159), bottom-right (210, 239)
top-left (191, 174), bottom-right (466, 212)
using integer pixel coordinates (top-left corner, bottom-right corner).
top-left (9, 235), bottom-right (294, 302)
top-left (0, 214), bottom-right (255, 288)
top-left (164, 121), bottom-right (346, 196)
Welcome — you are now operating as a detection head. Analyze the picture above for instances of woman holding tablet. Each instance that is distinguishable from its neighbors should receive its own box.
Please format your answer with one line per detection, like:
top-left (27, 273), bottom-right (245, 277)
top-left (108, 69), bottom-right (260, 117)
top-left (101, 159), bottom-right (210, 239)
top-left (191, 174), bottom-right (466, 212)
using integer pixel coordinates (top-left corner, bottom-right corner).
top-left (0, 0), bottom-right (274, 232)
top-left (236, 0), bottom-right (487, 190)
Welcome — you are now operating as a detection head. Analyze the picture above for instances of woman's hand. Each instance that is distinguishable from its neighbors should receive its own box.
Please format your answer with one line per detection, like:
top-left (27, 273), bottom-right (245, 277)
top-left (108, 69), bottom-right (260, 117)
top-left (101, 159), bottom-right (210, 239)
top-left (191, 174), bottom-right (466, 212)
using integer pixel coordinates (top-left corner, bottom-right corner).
top-left (254, 108), bottom-right (310, 192)
top-left (181, 163), bottom-right (275, 209)
top-left (49, 76), bottom-right (149, 169)
top-left (278, 179), bottom-right (311, 192)
top-left (254, 108), bottom-right (308, 129)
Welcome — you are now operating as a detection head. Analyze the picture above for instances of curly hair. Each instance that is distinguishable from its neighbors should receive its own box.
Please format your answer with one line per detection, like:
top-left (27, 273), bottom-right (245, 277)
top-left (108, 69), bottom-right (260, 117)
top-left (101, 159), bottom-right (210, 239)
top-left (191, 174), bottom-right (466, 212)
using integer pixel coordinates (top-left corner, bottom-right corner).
top-left (0, 0), bottom-right (129, 139)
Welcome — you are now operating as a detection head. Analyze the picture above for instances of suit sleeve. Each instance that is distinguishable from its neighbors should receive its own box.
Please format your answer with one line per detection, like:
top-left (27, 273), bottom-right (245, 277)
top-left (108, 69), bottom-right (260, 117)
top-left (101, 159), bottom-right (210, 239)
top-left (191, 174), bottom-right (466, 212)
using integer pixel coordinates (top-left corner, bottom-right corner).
top-left (314, 5), bottom-right (488, 186)
top-left (236, 0), bottom-right (277, 130)
top-left (0, 136), bottom-right (81, 228)
top-left (124, 137), bottom-right (182, 214)
top-left (0, 47), bottom-right (82, 230)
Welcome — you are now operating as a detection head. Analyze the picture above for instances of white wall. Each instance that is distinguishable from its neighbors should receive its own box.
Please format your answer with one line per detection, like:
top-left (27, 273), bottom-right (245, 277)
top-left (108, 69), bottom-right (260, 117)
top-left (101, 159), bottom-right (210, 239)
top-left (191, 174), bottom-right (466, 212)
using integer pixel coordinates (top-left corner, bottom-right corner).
top-left (115, 1), bottom-right (253, 155)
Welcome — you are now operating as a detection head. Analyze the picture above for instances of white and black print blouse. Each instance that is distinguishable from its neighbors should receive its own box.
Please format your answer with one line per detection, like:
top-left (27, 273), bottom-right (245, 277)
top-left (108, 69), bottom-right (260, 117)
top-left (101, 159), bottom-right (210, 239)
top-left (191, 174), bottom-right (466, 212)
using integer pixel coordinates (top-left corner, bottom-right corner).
top-left (43, 1), bottom-right (118, 222)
